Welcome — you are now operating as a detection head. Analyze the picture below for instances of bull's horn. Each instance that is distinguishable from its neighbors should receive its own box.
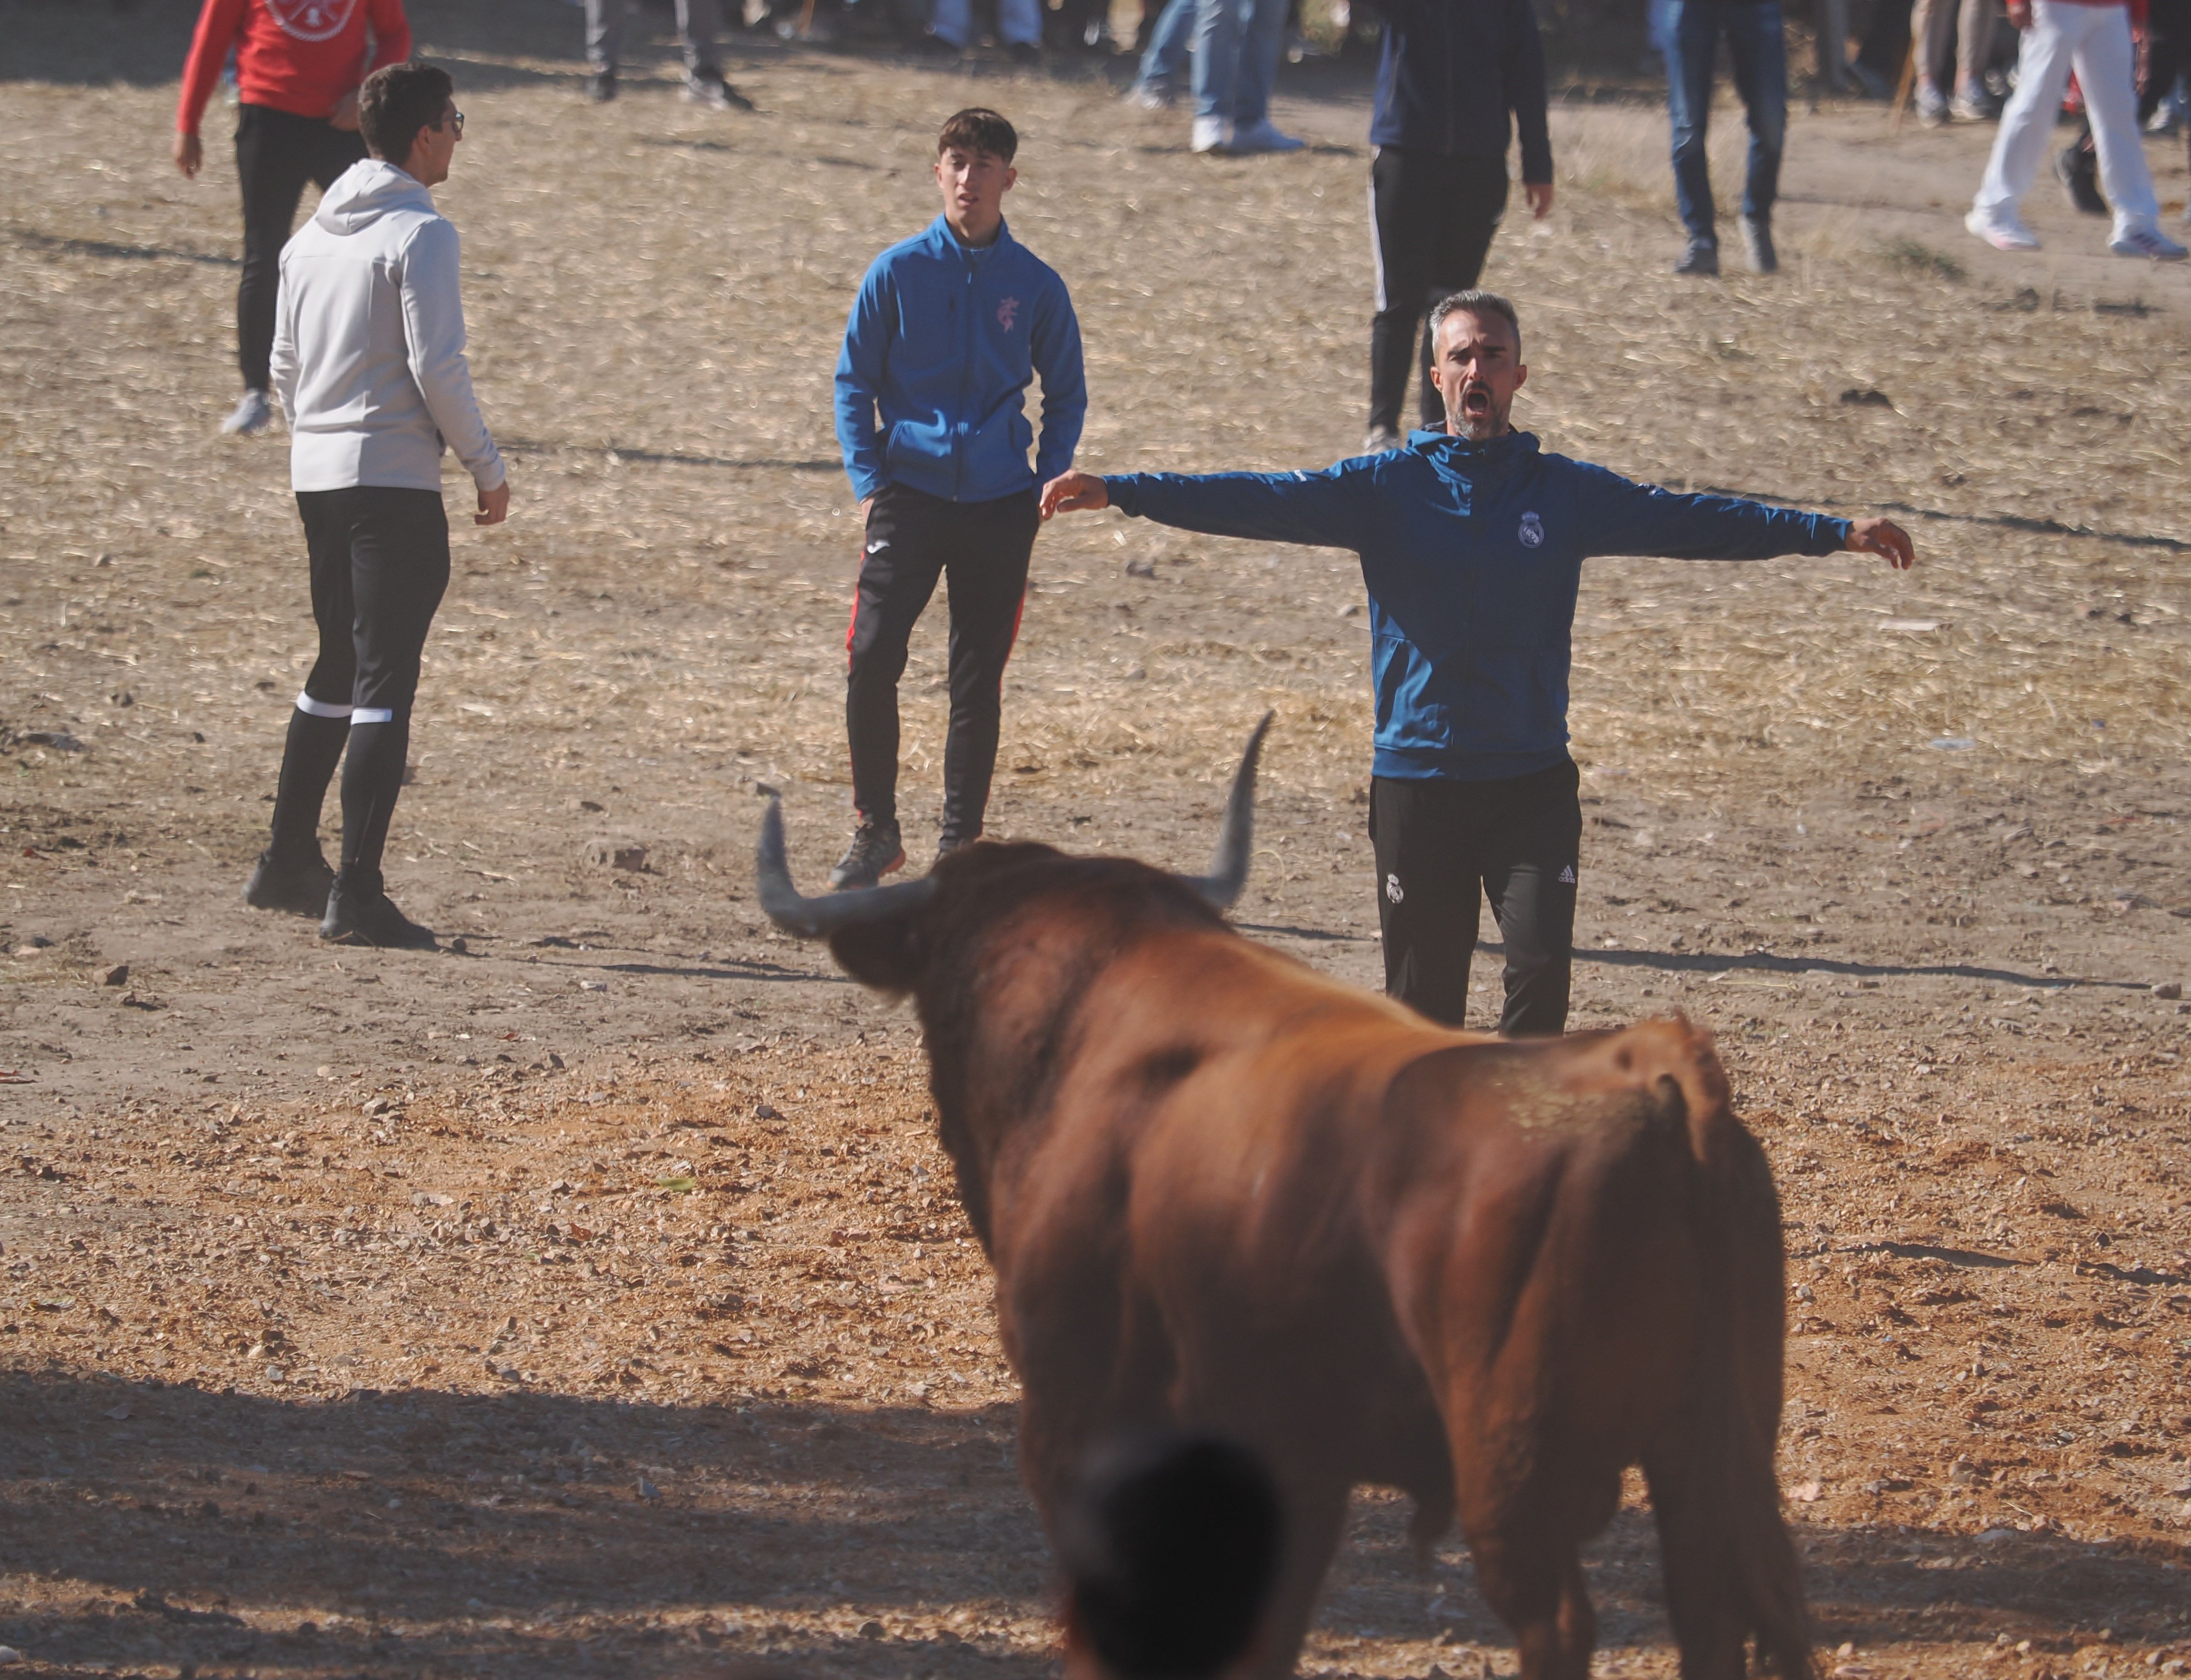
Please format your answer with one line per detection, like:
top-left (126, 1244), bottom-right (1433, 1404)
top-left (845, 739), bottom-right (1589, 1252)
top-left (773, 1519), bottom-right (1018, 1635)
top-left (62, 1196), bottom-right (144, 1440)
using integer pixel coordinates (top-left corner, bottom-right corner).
top-left (1178, 711), bottom-right (1273, 910)
top-left (755, 794), bottom-right (937, 939)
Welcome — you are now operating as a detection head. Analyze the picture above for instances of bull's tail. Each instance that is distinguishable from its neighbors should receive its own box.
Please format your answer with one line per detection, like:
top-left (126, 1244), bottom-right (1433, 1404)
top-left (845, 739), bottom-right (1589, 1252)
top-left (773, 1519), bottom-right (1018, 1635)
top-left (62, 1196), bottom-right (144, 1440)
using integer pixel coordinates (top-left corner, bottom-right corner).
top-left (1642, 1021), bottom-right (1818, 1680)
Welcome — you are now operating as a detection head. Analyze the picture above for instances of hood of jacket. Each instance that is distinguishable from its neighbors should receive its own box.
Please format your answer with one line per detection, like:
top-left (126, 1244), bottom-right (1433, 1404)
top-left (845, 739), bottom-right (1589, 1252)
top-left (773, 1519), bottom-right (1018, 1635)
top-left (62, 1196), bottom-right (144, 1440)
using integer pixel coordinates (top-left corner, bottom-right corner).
top-left (311, 159), bottom-right (435, 236)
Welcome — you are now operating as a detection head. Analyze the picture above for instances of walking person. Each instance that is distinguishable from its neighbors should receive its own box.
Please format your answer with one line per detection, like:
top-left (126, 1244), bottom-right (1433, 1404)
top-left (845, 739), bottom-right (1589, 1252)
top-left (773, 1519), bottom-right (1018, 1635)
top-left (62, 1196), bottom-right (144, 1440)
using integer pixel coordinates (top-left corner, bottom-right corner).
top-left (249, 61), bottom-right (510, 948)
top-left (1965, 0), bottom-right (2186, 256)
top-left (1125, 0), bottom-right (1196, 105)
top-left (1188, 0), bottom-right (1305, 152)
top-left (173, 0), bottom-right (413, 438)
top-left (830, 109), bottom-right (1087, 890)
top-left (1665, 0), bottom-right (1788, 275)
top-left (1040, 290), bottom-right (1913, 1034)
top-left (583, 0), bottom-right (751, 105)
top-left (1363, 0), bottom-right (1553, 451)
top-left (1910, 0), bottom-right (2001, 120)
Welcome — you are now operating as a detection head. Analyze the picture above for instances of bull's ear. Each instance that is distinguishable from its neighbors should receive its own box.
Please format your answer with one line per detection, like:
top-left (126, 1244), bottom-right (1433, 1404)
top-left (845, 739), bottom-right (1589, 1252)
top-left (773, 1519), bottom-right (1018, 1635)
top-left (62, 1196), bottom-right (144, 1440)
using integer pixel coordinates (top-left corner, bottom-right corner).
top-left (827, 915), bottom-right (925, 994)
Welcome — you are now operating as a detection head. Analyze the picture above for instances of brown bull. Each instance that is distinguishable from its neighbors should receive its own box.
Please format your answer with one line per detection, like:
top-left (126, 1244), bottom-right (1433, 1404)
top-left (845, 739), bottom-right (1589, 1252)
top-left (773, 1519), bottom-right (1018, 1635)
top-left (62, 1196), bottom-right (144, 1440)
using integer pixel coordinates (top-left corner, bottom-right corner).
top-left (757, 722), bottom-right (1814, 1680)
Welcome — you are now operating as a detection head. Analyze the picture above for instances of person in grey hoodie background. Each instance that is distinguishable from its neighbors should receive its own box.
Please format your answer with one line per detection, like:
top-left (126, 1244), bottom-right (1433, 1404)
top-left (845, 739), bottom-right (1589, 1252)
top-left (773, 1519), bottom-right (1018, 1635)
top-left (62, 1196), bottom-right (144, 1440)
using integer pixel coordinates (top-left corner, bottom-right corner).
top-left (251, 59), bottom-right (510, 950)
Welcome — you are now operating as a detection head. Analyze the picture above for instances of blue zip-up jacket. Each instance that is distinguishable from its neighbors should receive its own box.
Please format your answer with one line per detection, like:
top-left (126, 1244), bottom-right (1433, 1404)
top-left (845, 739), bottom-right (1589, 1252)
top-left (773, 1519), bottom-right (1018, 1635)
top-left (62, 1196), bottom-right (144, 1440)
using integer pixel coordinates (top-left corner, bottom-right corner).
top-left (1106, 429), bottom-right (1851, 781)
top-left (835, 215), bottom-right (1086, 506)
top-left (1369, 0), bottom-right (1553, 180)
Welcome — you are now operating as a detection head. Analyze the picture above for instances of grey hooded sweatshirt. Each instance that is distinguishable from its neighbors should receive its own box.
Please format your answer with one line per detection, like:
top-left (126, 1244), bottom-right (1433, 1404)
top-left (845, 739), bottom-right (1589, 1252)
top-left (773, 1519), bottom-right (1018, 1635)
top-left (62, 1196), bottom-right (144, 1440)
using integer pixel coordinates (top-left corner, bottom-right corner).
top-left (271, 159), bottom-right (505, 496)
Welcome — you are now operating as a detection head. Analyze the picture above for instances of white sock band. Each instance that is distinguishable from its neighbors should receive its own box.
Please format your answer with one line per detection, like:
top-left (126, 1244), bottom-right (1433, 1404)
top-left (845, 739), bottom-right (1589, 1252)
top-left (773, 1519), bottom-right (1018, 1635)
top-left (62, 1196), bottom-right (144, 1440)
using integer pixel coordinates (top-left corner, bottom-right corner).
top-left (295, 692), bottom-right (353, 719)
top-left (350, 708), bottom-right (395, 725)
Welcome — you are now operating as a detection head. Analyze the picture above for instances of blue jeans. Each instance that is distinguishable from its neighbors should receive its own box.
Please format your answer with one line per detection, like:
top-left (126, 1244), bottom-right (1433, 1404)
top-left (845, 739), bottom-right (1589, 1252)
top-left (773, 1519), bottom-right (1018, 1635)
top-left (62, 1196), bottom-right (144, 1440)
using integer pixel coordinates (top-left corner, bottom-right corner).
top-left (1193, 0), bottom-right (1286, 127)
top-left (1134, 0), bottom-right (1196, 92)
top-left (1667, 0), bottom-right (1787, 242)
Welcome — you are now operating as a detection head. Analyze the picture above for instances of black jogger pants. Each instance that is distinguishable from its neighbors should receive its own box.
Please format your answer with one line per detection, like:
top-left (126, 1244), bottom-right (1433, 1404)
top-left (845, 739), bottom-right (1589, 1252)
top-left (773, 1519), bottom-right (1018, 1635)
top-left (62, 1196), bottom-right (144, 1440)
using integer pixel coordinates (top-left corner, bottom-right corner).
top-left (845, 482), bottom-right (1039, 843)
top-left (1368, 146), bottom-right (1511, 435)
top-left (235, 103), bottom-right (367, 394)
top-left (1368, 760), bottom-right (1582, 1035)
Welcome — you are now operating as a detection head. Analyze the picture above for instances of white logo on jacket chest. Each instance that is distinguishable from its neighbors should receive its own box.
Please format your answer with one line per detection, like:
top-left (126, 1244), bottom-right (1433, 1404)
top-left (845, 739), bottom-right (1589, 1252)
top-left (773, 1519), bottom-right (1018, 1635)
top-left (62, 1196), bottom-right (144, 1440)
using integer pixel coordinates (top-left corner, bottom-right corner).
top-left (996, 296), bottom-right (1021, 331)
top-left (266, 0), bottom-right (360, 41)
top-left (1518, 511), bottom-right (1544, 548)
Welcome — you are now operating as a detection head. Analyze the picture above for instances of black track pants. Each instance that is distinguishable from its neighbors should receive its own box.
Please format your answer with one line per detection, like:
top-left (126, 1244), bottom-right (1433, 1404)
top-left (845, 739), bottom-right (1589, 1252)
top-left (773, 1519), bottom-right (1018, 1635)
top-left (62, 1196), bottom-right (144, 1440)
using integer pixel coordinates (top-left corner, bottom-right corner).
top-left (1368, 146), bottom-right (1511, 435)
top-left (235, 104), bottom-right (367, 393)
top-left (845, 483), bottom-right (1039, 842)
top-left (271, 486), bottom-right (450, 883)
top-left (1368, 761), bottom-right (1581, 1035)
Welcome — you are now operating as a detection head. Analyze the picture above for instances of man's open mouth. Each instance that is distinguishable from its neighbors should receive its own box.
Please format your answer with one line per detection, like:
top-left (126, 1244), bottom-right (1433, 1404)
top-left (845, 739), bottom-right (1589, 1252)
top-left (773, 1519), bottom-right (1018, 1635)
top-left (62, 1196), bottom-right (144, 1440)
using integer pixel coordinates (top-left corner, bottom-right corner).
top-left (1461, 386), bottom-right (1492, 417)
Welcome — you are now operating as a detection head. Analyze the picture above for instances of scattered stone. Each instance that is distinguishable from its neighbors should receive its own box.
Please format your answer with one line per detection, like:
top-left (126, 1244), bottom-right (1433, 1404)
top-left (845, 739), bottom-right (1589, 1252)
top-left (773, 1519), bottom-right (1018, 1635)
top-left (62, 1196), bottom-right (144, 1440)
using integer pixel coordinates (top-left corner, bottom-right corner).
top-left (2155, 982), bottom-right (2183, 1000)
top-left (449, 936), bottom-right (468, 954)
top-left (0, 1646), bottom-right (25, 1665)
top-left (634, 1475), bottom-right (660, 1501)
top-left (578, 979), bottom-right (607, 993)
top-left (363, 1096), bottom-right (392, 1117)
top-left (858, 1619), bottom-right (886, 1640)
top-left (584, 838), bottom-right (648, 872)
top-left (1123, 557), bottom-right (1156, 578)
top-left (755, 1102), bottom-right (782, 1121)
top-left (100, 963), bottom-right (128, 987)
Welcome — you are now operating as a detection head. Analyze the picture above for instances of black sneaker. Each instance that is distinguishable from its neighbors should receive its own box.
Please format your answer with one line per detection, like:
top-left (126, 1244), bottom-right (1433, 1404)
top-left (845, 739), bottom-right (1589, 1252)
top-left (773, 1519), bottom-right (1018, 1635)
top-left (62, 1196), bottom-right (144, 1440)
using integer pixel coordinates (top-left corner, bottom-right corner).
top-left (585, 70), bottom-right (618, 103)
top-left (1673, 236), bottom-right (1720, 277)
top-left (1739, 214), bottom-right (1778, 274)
top-left (685, 70), bottom-right (754, 111)
top-left (2055, 144), bottom-right (2107, 216)
top-left (828, 820), bottom-right (905, 891)
top-left (320, 877), bottom-right (437, 950)
top-left (244, 847), bottom-right (335, 916)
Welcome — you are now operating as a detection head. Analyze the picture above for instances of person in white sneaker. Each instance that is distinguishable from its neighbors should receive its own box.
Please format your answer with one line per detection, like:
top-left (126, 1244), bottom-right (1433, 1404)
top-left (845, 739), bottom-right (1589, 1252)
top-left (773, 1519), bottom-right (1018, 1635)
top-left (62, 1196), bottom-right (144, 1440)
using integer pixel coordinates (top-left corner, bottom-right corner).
top-left (1188, 0), bottom-right (1304, 153)
top-left (1967, 0), bottom-right (2189, 258)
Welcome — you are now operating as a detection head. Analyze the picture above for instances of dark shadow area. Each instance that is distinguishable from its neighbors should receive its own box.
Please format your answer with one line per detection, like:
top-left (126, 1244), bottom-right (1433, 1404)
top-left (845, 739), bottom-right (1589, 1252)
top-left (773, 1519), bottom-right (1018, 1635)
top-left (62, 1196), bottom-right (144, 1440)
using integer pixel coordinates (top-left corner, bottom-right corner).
top-left (1234, 920), bottom-right (1371, 944)
top-left (3, 1366), bottom-right (2179, 1674)
top-left (5, 225), bottom-right (240, 269)
top-left (1825, 1240), bottom-right (2028, 1269)
top-left (0, 1368), bottom-right (1049, 1678)
top-left (1547, 941), bottom-right (2143, 993)
top-left (499, 439), bottom-right (838, 473)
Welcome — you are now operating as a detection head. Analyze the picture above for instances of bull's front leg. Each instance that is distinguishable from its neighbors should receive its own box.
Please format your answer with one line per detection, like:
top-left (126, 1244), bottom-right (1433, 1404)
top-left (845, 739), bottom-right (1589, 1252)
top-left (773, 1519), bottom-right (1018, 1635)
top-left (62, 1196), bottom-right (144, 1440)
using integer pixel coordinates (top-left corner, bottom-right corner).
top-left (1467, 1523), bottom-right (1597, 1680)
top-left (1248, 1472), bottom-right (1353, 1680)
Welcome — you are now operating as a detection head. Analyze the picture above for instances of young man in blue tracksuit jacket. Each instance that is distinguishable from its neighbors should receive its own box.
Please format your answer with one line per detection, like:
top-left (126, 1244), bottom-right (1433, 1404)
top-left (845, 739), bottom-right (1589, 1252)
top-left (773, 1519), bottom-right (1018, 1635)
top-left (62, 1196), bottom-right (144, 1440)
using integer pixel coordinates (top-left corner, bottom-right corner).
top-left (1363, 0), bottom-right (1553, 453)
top-left (832, 108), bottom-right (1087, 890)
top-left (1041, 289), bottom-right (1913, 1035)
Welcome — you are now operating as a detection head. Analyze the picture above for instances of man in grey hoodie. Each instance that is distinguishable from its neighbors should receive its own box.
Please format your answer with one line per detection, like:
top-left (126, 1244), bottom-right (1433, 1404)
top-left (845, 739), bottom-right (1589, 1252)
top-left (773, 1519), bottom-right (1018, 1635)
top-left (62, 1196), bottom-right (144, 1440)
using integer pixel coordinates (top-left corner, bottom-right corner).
top-left (251, 60), bottom-right (510, 950)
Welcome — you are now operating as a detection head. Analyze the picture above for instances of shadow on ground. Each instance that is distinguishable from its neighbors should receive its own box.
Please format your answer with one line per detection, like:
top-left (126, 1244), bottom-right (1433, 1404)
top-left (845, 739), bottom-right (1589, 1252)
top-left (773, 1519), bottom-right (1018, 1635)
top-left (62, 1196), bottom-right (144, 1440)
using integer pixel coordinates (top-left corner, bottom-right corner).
top-left (4, 1369), bottom-right (2181, 1676)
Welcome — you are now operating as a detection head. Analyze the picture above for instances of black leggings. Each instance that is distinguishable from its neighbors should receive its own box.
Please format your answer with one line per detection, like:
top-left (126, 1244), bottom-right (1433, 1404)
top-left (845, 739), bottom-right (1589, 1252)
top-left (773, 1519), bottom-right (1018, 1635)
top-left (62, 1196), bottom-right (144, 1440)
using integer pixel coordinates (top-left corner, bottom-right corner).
top-left (267, 487), bottom-right (449, 884)
top-left (235, 104), bottom-right (366, 393)
top-left (1368, 146), bottom-right (1510, 435)
top-left (1367, 760), bottom-right (1582, 1035)
top-left (845, 483), bottom-right (1038, 842)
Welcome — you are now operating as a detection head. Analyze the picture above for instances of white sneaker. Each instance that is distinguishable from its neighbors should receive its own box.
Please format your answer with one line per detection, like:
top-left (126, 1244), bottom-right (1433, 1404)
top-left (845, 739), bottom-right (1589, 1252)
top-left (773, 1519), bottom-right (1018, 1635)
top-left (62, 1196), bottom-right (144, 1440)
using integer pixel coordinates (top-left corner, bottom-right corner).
top-left (1227, 118), bottom-right (1305, 153)
top-left (1190, 115), bottom-right (1228, 153)
top-left (1965, 209), bottom-right (2041, 251)
top-left (1915, 81), bottom-right (1949, 125)
top-left (220, 389), bottom-right (273, 435)
top-left (2109, 224), bottom-right (2189, 260)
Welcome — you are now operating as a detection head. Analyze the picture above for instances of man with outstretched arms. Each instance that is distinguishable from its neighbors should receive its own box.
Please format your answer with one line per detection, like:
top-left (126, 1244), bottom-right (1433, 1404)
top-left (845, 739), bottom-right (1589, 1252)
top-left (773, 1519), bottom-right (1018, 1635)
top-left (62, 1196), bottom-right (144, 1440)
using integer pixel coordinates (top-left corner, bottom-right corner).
top-left (831, 108), bottom-right (1087, 891)
top-left (175, 0), bottom-right (414, 437)
top-left (1042, 289), bottom-right (1912, 1035)
top-left (248, 61), bottom-right (509, 949)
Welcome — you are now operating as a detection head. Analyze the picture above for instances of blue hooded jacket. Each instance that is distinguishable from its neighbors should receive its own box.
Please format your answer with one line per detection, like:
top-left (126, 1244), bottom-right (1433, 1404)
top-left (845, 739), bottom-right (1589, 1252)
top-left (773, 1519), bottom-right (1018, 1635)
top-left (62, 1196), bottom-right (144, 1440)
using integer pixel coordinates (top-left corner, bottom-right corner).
top-left (1369, 0), bottom-right (1553, 180)
top-left (835, 215), bottom-right (1086, 506)
top-left (1105, 430), bottom-right (1852, 781)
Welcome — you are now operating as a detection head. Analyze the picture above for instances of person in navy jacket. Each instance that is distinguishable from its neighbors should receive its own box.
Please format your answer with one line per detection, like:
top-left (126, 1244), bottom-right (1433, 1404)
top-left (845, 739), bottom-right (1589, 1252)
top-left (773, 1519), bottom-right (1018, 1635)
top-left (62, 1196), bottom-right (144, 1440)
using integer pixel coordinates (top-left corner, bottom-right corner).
top-left (1039, 289), bottom-right (1911, 1035)
top-left (831, 108), bottom-right (1087, 891)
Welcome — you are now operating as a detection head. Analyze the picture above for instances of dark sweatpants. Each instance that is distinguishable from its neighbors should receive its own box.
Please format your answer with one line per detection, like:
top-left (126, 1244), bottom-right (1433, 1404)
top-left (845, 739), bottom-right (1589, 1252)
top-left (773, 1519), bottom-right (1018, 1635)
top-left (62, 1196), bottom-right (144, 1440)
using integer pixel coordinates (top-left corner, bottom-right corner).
top-left (267, 486), bottom-right (450, 885)
top-left (845, 482), bottom-right (1039, 843)
top-left (1368, 760), bottom-right (1581, 1035)
top-left (1368, 146), bottom-right (1510, 435)
top-left (235, 104), bottom-right (367, 394)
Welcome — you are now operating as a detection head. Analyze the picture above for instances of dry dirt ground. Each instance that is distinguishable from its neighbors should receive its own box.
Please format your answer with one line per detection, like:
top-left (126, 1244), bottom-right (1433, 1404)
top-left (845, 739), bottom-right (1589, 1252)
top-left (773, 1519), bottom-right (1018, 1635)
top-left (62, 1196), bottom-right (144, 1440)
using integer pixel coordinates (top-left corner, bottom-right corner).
top-left (5, 1), bottom-right (2191, 1676)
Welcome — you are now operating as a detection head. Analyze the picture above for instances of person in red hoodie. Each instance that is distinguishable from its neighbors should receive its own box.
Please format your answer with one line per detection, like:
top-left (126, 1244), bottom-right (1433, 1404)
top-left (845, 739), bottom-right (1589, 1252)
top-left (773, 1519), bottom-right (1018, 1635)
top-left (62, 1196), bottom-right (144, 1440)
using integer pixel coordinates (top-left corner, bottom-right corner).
top-left (174, 0), bottom-right (414, 437)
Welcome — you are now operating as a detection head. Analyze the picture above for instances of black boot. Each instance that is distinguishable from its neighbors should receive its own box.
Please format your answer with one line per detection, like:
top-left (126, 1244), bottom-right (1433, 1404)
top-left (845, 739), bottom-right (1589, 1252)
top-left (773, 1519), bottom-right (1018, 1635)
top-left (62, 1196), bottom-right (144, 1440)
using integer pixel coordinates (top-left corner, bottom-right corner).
top-left (320, 868), bottom-right (436, 950)
top-left (244, 847), bottom-right (336, 916)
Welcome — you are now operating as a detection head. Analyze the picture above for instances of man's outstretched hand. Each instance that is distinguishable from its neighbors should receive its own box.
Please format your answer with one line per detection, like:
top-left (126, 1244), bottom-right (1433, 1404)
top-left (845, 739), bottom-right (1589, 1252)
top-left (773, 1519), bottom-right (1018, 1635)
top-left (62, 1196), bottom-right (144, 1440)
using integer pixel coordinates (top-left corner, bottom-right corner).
top-left (1039, 471), bottom-right (1109, 520)
top-left (1845, 517), bottom-right (1914, 570)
